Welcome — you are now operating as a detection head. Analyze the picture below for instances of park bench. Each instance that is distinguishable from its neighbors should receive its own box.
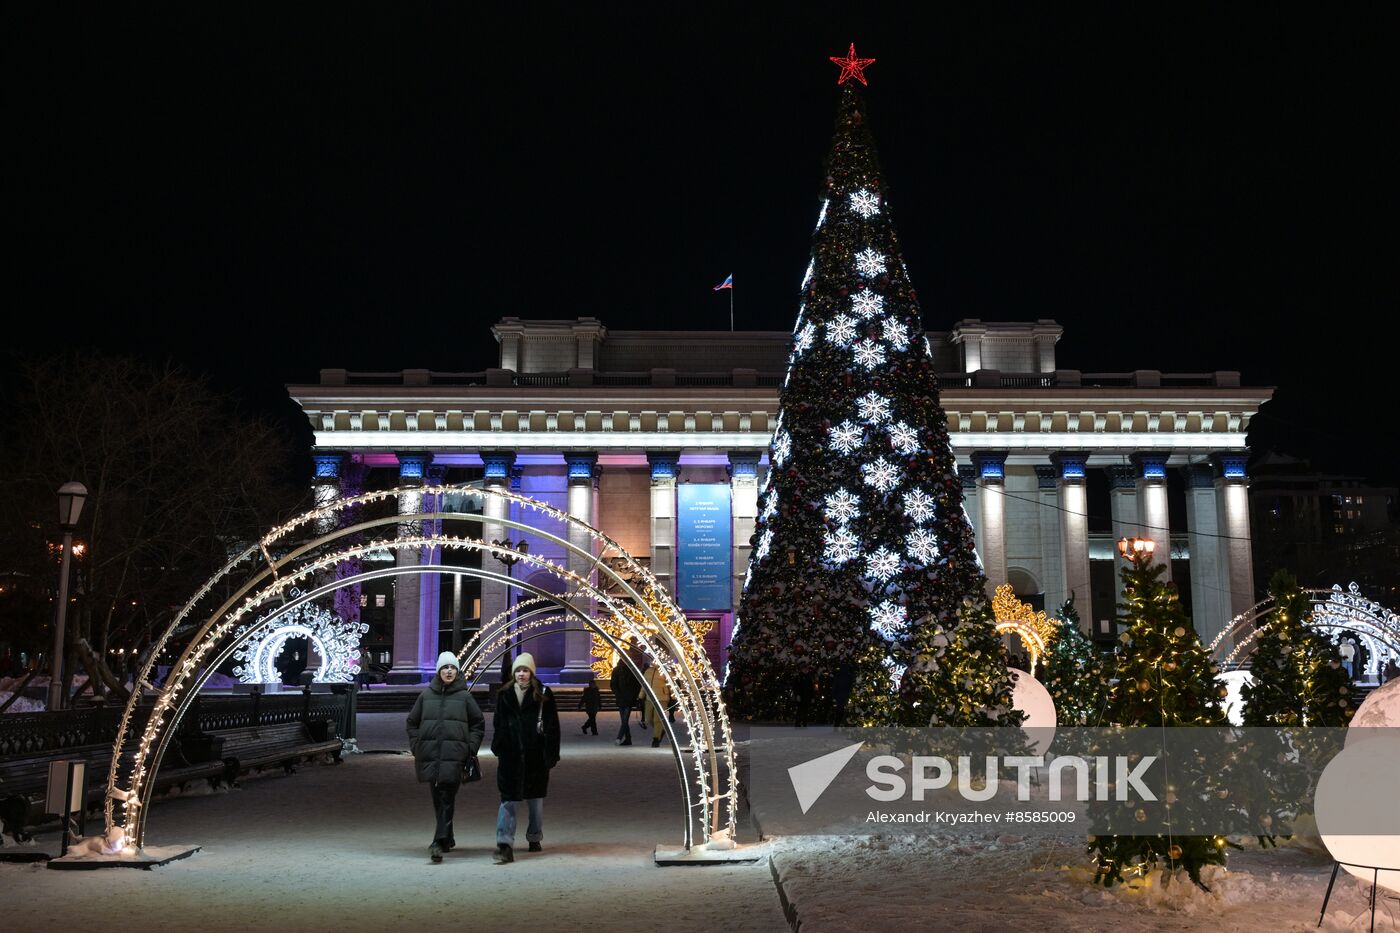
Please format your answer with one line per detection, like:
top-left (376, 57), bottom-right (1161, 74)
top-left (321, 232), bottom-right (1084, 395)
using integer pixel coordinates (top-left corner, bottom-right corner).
top-left (207, 718), bottom-right (343, 781)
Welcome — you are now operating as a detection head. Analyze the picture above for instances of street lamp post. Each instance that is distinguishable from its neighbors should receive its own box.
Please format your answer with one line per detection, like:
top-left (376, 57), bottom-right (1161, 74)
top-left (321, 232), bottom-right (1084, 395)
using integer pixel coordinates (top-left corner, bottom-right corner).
top-left (492, 537), bottom-right (529, 683)
top-left (49, 482), bottom-right (88, 712)
top-left (1117, 535), bottom-right (1156, 565)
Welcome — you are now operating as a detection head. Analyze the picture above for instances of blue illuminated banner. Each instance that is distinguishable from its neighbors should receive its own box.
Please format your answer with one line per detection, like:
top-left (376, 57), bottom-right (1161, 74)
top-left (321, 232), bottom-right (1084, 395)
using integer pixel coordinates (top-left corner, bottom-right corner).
top-left (676, 484), bottom-right (732, 611)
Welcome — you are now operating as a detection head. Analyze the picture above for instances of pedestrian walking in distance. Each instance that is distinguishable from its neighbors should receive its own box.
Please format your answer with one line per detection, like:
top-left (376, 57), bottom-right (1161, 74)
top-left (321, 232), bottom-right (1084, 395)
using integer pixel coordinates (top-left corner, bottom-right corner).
top-left (491, 653), bottom-right (560, 864)
top-left (643, 661), bottom-right (672, 748)
top-left (610, 658), bottom-right (641, 746)
top-left (406, 651), bottom-right (485, 863)
top-left (578, 681), bottom-right (601, 735)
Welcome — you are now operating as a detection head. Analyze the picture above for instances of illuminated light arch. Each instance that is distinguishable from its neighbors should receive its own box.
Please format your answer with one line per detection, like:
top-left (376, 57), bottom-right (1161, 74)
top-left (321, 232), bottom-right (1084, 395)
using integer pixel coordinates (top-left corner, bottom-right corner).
top-left (231, 602), bottom-right (368, 685)
top-left (1209, 582), bottom-right (1400, 680)
top-left (102, 486), bottom-right (736, 856)
top-left (991, 584), bottom-right (1058, 674)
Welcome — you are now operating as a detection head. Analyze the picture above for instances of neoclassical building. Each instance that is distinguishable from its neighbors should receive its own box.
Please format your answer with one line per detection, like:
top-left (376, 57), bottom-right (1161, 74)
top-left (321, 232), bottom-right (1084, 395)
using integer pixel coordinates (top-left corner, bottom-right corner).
top-left (288, 317), bottom-right (1270, 683)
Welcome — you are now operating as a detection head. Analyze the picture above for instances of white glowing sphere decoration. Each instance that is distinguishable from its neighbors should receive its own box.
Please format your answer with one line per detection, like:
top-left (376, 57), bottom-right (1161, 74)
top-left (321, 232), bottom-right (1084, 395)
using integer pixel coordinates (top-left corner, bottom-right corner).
top-left (1217, 669), bottom-right (1254, 726)
top-left (1008, 669), bottom-right (1057, 756)
top-left (1345, 677), bottom-right (1400, 748)
top-left (1314, 736), bottom-right (1400, 893)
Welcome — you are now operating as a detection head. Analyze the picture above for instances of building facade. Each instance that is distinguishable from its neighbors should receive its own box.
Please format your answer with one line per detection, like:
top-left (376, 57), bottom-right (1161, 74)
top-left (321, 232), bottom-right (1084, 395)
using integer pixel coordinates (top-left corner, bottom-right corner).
top-left (288, 317), bottom-right (1272, 683)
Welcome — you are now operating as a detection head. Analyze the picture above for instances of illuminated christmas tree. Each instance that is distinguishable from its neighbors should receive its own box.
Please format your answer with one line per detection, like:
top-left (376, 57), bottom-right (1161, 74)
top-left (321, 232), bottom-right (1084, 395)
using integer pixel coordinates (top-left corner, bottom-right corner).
top-left (1242, 570), bottom-right (1352, 726)
top-left (724, 47), bottom-right (1016, 727)
top-left (1039, 595), bottom-right (1108, 726)
top-left (1089, 547), bottom-right (1232, 888)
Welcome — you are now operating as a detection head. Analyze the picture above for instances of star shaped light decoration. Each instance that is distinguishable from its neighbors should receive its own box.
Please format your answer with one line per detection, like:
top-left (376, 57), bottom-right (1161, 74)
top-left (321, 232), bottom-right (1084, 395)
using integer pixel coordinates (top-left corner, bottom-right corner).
top-left (830, 43), bottom-right (876, 86)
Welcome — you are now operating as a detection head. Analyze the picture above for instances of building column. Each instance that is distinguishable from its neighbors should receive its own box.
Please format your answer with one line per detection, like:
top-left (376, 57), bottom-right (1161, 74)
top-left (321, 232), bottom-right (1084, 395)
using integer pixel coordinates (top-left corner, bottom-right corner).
top-left (1212, 452), bottom-right (1256, 636)
top-left (729, 452), bottom-right (761, 613)
top-left (479, 452), bottom-right (515, 658)
top-left (648, 452), bottom-right (679, 599)
top-left (971, 451), bottom-right (1009, 596)
top-left (333, 455), bottom-right (369, 629)
top-left (388, 452), bottom-right (430, 683)
top-left (416, 464), bottom-right (446, 671)
top-left (1108, 465), bottom-right (1140, 611)
top-left (1034, 465), bottom-right (1065, 615)
top-left (312, 453), bottom-right (344, 537)
top-left (1132, 452), bottom-right (1172, 582)
top-left (1185, 463), bottom-right (1229, 644)
top-left (1052, 452), bottom-right (1092, 629)
top-left (561, 452), bottom-right (598, 683)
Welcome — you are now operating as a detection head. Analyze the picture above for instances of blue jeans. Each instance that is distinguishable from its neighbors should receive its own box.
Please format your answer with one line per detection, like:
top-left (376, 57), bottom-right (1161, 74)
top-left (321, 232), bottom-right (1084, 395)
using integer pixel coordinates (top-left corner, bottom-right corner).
top-left (496, 798), bottom-right (544, 846)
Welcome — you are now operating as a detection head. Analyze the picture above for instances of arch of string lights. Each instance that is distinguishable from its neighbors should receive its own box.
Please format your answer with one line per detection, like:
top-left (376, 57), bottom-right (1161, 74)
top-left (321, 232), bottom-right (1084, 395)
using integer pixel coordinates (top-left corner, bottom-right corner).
top-left (231, 602), bottom-right (368, 685)
top-left (1208, 582), bottom-right (1400, 676)
top-left (101, 486), bottom-right (735, 854)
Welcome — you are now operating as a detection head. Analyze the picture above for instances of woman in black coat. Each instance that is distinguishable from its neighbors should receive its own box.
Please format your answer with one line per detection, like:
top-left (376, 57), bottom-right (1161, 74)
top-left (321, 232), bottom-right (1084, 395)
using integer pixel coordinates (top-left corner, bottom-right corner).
top-left (406, 651), bottom-right (485, 863)
top-left (490, 652), bottom-right (560, 863)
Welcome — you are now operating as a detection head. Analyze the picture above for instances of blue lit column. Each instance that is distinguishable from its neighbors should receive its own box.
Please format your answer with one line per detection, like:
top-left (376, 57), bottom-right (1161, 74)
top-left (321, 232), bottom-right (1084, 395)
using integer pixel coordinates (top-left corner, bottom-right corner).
top-left (332, 455), bottom-right (369, 630)
top-left (1051, 452), bottom-right (1092, 630)
top-left (1131, 452), bottom-right (1172, 582)
top-left (388, 452), bottom-right (430, 683)
top-left (1185, 463), bottom-right (1229, 644)
top-left (729, 452), bottom-right (762, 614)
top-left (1212, 452), bottom-right (1256, 637)
top-left (479, 451), bottom-right (516, 656)
top-left (312, 454), bottom-right (344, 537)
top-left (1108, 464), bottom-right (1140, 611)
top-left (416, 464), bottom-right (447, 672)
top-left (971, 451), bottom-right (1008, 595)
top-left (561, 452), bottom-right (598, 683)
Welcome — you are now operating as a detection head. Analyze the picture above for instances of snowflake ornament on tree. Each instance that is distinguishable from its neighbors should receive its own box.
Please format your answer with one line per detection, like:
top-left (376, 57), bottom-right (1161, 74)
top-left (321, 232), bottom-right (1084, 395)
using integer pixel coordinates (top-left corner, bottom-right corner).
top-left (772, 430), bottom-right (793, 467)
top-left (888, 420), bottom-right (920, 455)
top-left (828, 420), bottom-right (864, 455)
top-left (852, 338), bottom-right (887, 370)
top-left (824, 526), bottom-right (860, 564)
top-left (906, 527), bottom-right (940, 564)
top-left (865, 546), bottom-right (902, 582)
top-left (854, 248), bottom-right (887, 277)
top-left (849, 188), bottom-right (881, 218)
top-left (826, 314), bottom-right (858, 347)
top-left (761, 492), bottom-right (779, 523)
top-left (856, 392), bottom-right (892, 424)
top-left (824, 488), bottom-right (861, 524)
top-left (755, 529), bottom-right (773, 562)
top-left (793, 321), bottom-right (817, 356)
top-left (850, 290), bottom-right (883, 319)
top-left (902, 489), bottom-right (936, 524)
top-left (870, 600), bottom-right (908, 639)
top-left (882, 318), bottom-right (909, 351)
top-left (861, 457), bottom-right (901, 492)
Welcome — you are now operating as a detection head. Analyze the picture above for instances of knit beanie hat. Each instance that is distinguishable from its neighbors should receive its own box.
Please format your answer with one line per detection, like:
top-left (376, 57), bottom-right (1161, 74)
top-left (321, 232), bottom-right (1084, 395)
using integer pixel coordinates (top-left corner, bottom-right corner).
top-left (512, 653), bottom-right (537, 676)
top-left (436, 651), bottom-right (461, 672)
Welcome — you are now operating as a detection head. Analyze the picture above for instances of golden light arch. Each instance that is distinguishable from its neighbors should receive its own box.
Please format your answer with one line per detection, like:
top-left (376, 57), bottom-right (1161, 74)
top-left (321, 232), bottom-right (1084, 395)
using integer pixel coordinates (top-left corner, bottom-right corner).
top-left (101, 486), bottom-right (737, 855)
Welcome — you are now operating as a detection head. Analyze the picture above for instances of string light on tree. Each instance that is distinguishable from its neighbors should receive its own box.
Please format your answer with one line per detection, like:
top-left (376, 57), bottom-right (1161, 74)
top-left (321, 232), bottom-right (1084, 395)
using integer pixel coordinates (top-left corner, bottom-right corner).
top-left (829, 42), bottom-right (877, 86)
top-left (760, 493), bottom-right (779, 523)
top-left (815, 199), bottom-right (829, 229)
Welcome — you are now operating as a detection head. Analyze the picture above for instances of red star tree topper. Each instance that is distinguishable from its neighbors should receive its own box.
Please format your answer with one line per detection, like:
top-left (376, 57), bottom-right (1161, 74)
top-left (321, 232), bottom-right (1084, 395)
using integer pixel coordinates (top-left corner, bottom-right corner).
top-left (829, 43), bottom-right (876, 85)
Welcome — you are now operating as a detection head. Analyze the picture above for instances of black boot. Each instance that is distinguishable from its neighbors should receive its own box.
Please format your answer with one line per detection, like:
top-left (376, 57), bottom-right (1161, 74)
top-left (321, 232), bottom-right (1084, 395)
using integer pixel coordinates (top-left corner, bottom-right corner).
top-left (528, 841), bottom-right (542, 852)
top-left (493, 843), bottom-right (514, 864)
top-left (430, 843), bottom-right (443, 863)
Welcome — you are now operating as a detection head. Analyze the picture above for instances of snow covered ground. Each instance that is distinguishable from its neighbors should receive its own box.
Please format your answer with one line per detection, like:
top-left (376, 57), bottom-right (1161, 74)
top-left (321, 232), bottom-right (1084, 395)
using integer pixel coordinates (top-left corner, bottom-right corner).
top-left (5, 711), bottom-right (1391, 932)
top-left (3, 711), bottom-right (786, 932)
top-left (770, 831), bottom-right (1389, 932)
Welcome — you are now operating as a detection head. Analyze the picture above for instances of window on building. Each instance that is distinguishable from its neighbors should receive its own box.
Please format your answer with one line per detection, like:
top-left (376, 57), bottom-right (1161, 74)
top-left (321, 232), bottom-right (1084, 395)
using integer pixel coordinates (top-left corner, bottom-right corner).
top-left (375, 594), bottom-right (387, 608)
top-left (359, 594), bottom-right (368, 607)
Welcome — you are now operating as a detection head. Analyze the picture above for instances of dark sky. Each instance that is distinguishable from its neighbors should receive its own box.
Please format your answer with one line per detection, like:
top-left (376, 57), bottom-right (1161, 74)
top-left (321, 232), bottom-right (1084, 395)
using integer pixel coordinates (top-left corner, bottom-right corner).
top-left (6, 5), bottom-right (1397, 486)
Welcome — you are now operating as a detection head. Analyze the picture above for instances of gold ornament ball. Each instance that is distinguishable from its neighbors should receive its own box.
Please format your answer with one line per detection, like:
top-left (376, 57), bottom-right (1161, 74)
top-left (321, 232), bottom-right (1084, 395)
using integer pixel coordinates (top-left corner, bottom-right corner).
top-left (1164, 661), bottom-right (1177, 672)
top-left (1168, 844), bottom-right (1182, 859)
top-left (1138, 680), bottom-right (1152, 693)
top-left (1173, 627), bottom-right (1186, 637)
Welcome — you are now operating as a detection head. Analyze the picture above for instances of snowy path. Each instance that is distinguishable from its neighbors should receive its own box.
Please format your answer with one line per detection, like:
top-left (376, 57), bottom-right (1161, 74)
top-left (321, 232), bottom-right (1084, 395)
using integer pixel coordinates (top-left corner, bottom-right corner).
top-left (3, 712), bottom-right (788, 932)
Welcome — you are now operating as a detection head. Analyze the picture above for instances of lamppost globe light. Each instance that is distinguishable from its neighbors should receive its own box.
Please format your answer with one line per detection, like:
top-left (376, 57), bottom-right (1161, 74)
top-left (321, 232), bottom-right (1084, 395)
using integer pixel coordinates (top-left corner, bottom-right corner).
top-left (57, 481), bottom-right (88, 529)
top-left (1117, 535), bottom-right (1156, 563)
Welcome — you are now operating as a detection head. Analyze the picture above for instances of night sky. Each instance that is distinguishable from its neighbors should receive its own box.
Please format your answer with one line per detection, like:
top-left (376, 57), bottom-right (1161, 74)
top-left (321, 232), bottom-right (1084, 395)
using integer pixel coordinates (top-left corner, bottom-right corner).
top-left (7, 5), bottom-right (1397, 486)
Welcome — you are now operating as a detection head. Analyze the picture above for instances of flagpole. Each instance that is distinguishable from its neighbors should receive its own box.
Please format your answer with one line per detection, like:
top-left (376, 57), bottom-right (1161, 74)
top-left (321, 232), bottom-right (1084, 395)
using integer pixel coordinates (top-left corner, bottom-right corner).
top-left (729, 283), bottom-right (734, 332)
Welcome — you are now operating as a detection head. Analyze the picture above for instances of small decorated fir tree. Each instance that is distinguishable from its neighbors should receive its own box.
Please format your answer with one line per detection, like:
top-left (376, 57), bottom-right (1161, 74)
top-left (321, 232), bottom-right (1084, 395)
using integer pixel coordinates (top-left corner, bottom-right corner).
top-left (1039, 595), bottom-right (1107, 726)
top-left (1089, 552), bottom-right (1232, 888)
top-left (1242, 570), bottom-right (1352, 727)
